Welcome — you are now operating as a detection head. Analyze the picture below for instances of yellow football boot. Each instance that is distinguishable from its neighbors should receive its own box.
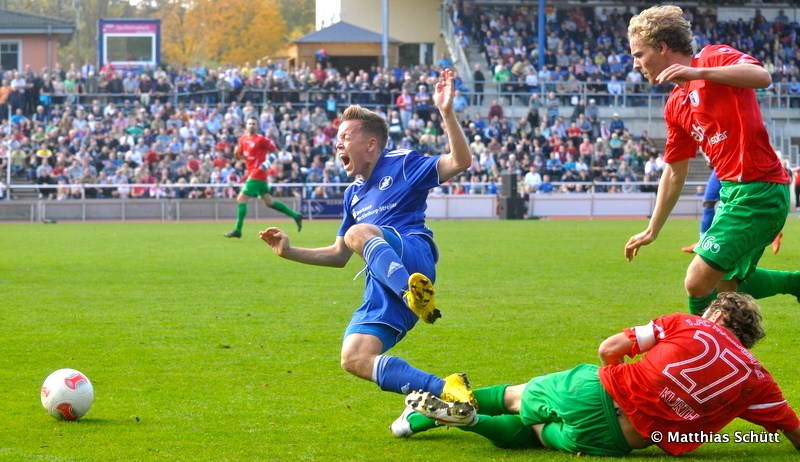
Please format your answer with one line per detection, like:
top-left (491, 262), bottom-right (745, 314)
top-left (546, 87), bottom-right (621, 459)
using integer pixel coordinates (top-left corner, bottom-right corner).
top-left (440, 373), bottom-right (478, 409)
top-left (404, 273), bottom-right (441, 324)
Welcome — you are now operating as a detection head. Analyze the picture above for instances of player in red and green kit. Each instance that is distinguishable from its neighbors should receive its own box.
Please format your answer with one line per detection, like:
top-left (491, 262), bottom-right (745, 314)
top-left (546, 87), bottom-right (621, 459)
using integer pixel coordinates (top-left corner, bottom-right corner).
top-left (623, 5), bottom-right (800, 315)
top-left (224, 115), bottom-right (302, 238)
top-left (392, 292), bottom-right (800, 456)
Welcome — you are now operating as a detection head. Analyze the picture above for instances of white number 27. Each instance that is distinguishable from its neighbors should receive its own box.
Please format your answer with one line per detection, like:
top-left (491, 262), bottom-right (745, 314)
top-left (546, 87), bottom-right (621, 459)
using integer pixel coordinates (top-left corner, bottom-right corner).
top-left (662, 330), bottom-right (752, 404)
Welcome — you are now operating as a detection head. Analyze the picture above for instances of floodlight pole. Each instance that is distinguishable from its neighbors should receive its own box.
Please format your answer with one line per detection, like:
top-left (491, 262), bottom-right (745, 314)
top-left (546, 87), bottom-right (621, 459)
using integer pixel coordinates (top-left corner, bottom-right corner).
top-left (71, 0), bottom-right (82, 61)
top-left (382, 0), bottom-right (389, 69)
top-left (5, 148), bottom-right (10, 195)
top-left (538, 0), bottom-right (545, 72)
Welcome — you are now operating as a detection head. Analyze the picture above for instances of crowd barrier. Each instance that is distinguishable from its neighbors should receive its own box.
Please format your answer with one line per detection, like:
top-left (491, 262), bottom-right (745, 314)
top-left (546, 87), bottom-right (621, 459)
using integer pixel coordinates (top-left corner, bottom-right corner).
top-left (0, 181), bottom-right (709, 223)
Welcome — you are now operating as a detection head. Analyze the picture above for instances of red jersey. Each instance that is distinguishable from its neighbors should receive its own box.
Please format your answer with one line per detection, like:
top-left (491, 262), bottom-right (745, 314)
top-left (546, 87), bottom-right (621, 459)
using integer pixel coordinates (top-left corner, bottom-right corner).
top-left (238, 134), bottom-right (276, 182)
top-left (599, 313), bottom-right (798, 455)
top-left (663, 45), bottom-right (788, 184)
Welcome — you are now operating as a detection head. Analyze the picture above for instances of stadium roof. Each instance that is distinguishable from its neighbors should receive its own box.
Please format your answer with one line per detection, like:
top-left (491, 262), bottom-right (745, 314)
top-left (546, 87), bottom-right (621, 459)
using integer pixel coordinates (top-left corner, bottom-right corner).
top-left (294, 21), bottom-right (400, 44)
top-left (0, 8), bottom-right (75, 34)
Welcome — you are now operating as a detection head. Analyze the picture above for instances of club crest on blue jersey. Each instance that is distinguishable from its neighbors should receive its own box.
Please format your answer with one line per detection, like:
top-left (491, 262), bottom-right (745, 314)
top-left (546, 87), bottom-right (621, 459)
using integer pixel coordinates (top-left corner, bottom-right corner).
top-left (689, 90), bottom-right (700, 107)
top-left (379, 176), bottom-right (394, 190)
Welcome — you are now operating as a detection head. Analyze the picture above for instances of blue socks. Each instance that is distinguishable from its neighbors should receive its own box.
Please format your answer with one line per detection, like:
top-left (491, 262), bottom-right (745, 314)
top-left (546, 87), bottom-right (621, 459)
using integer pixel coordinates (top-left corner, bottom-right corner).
top-left (700, 206), bottom-right (715, 234)
top-left (363, 237), bottom-right (409, 298)
top-left (373, 355), bottom-right (445, 396)
top-left (363, 238), bottom-right (443, 395)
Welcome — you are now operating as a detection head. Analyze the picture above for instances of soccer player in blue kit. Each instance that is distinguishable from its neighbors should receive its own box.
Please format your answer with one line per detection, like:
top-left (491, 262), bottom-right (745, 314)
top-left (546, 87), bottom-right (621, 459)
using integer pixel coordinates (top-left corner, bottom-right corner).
top-left (259, 69), bottom-right (476, 407)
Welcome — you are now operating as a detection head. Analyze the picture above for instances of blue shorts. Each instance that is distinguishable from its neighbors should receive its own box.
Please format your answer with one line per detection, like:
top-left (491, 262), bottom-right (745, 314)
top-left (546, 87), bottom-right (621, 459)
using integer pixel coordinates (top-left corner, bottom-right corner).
top-left (704, 171), bottom-right (721, 202)
top-left (344, 226), bottom-right (438, 353)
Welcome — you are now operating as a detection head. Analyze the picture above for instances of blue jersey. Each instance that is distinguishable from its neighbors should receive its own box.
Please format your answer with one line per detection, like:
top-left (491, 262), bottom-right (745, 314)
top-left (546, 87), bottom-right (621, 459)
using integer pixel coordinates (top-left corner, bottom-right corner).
top-left (337, 149), bottom-right (442, 238)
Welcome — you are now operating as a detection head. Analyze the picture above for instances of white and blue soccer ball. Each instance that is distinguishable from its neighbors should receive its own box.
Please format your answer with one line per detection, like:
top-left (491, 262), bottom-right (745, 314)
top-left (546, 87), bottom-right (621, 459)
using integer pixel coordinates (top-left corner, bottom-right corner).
top-left (40, 369), bottom-right (94, 421)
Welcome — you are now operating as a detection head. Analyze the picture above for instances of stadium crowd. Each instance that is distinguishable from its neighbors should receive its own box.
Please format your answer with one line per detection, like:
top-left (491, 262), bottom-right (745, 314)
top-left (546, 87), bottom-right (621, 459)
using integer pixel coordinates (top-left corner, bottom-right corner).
top-left (0, 3), bottom-right (798, 201)
top-left (461, 3), bottom-right (800, 99)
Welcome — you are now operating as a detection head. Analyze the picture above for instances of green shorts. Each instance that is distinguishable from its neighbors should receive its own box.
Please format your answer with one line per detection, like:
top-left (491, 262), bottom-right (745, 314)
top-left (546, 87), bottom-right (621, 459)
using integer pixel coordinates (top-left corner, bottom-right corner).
top-left (519, 364), bottom-right (631, 456)
top-left (241, 179), bottom-right (271, 198)
top-left (696, 181), bottom-right (788, 281)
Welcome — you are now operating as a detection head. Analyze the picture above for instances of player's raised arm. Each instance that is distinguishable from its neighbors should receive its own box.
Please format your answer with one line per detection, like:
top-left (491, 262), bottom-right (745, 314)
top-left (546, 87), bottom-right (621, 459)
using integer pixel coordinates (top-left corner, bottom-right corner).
top-left (434, 69), bottom-right (471, 182)
top-left (657, 63), bottom-right (771, 89)
top-left (260, 228), bottom-right (353, 268)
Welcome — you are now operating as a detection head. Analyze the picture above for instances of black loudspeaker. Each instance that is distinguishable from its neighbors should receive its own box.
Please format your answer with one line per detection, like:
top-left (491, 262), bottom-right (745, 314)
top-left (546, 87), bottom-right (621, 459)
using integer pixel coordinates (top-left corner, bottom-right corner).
top-left (500, 173), bottom-right (517, 197)
top-left (498, 196), bottom-right (526, 220)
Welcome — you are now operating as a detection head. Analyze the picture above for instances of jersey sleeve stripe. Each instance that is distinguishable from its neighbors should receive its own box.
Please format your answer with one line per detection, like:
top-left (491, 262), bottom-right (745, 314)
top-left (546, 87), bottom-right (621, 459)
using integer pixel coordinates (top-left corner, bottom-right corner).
top-left (747, 400), bottom-right (788, 410)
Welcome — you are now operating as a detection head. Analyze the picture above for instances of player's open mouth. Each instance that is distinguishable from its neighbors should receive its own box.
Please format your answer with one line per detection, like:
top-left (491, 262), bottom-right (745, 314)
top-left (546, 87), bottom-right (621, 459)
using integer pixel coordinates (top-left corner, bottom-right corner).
top-left (340, 154), bottom-right (351, 169)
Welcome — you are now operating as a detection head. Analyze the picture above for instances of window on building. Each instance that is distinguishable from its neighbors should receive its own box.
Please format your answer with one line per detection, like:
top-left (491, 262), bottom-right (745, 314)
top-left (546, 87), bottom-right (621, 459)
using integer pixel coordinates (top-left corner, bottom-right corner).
top-left (0, 42), bottom-right (20, 72)
top-left (398, 43), bottom-right (434, 68)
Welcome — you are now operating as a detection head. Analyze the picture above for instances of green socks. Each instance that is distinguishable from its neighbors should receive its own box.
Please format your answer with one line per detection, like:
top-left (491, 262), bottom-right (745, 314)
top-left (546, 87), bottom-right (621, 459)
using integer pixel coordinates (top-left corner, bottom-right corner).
top-left (408, 384), bottom-right (540, 448)
top-left (407, 412), bottom-right (539, 449)
top-left (473, 385), bottom-right (509, 416)
top-left (270, 200), bottom-right (300, 219)
top-left (688, 290), bottom-right (718, 316)
top-left (408, 385), bottom-right (509, 434)
top-left (460, 414), bottom-right (540, 449)
top-left (407, 411), bottom-right (440, 433)
top-left (235, 203), bottom-right (247, 233)
top-left (688, 269), bottom-right (800, 315)
top-left (738, 268), bottom-right (800, 300)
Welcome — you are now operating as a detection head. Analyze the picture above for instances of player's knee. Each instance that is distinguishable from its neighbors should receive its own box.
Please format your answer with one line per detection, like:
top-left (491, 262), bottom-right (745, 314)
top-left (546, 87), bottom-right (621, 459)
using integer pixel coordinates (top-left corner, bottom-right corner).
top-left (340, 355), bottom-right (356, 374)
top-left (340, 350), bottom-right (370, 378)
top-left (343, 224), bottom-right (381, 253)
top-left (684, 274), bottom-right (714, 298)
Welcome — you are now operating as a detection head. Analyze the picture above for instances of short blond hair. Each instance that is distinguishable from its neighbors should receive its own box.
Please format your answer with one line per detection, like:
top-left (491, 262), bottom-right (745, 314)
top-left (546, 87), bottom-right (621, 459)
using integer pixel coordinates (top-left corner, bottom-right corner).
top-left (628, 5), bottom-right (695, 56)
top-left (340, 105), bottom-right (389, 152)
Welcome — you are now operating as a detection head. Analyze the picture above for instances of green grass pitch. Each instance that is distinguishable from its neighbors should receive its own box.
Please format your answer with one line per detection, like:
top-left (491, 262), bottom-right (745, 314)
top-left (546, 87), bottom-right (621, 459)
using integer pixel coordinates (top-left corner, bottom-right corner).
top-left (1, 218), bottom-right (799, 461)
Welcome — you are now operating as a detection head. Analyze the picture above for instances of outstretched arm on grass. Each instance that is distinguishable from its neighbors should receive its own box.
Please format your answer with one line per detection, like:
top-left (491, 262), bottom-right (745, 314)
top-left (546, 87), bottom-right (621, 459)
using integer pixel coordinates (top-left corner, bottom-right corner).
top-left (260, 227), bottom-right (353, 268)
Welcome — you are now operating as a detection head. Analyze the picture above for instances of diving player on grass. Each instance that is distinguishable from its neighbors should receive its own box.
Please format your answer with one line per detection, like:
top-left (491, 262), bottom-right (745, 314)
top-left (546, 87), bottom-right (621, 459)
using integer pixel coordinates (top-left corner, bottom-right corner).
top-left (393, 292), bottom-right (800, 456)
top-left (259, 69), bottom-right (476, 406)
top-left (223, 115), bottom-right (303, 238)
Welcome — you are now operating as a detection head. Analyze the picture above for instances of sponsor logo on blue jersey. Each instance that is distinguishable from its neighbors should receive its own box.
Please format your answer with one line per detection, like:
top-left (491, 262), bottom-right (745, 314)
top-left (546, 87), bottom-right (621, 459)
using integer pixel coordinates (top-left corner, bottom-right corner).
top-left (379, 176), bottom-right (394, 190)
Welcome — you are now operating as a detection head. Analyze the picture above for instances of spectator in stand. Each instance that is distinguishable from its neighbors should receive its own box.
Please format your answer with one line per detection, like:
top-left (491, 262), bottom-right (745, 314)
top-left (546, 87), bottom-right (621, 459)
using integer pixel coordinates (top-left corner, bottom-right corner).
top-left (437, 53), bottom-right (453, 69)
top-left (395, 88), bottom-right (413, 131)
top-left (452, 89), bottom-right (469, 122)
top-left (487, 99), bottom-right (503, 120)
top-left (522, 164), bottom-right (541, 194)
top-left (609, 112), bottom-right (625, 135)
top-left (607, 75), bottom-right (624, 106)
top-left (538, 174), bottom-right (553, 193)
top-left (544, 92), bottom-right (559, 120)
top-left (35, 157), bottom-right (54, 198)
top-left (545, 152), bottom-right (564, 180)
